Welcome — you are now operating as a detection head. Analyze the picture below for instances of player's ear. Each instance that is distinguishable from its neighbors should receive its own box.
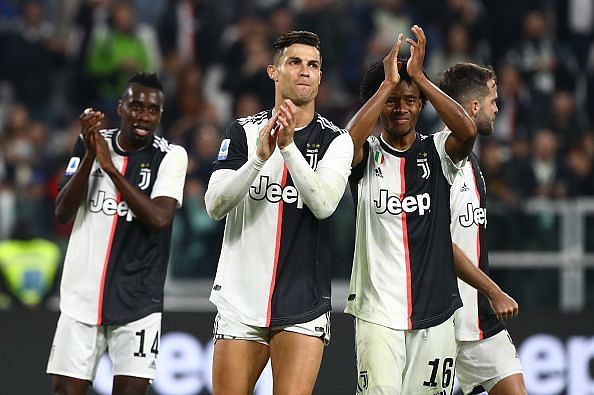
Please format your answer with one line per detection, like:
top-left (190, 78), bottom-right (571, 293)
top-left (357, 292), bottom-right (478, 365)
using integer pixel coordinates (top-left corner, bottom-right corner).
top-left (267, 64), bottom-right (278, 82)
top-left (116, 100), bottom-right (123, 117)
top-left (470, 100), bottom-right (480, 117)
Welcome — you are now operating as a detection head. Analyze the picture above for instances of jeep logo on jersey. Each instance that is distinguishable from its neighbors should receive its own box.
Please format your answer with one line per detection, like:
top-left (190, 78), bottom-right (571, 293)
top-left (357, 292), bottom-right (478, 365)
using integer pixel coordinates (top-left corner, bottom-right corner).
top-left (249, 176), bottom-right (304, 208)
top-left (374, 190), bottom-right (431, 216)
top-left (138, 168), bottom-right (151, 190)
top-left (90, 190), bottom-right (136, 221)
top-left (417, 153), bottom-right (430, 179)
top-left (459, 202), bottom-right (487, 228)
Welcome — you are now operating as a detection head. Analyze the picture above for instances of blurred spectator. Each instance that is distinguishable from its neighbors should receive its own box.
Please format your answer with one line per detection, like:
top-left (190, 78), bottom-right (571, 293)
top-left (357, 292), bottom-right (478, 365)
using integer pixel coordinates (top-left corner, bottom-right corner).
top-left (554, 0), bottom-right (593, 70)
top-left (0, 0), bottom-right (66, 123)
top-left (86, 0), bottom-right (158, 124)
top-left (492, 63), bottom-right (534, 147)
top-left (157, 0), bottom-right (223, 69)
top-left (539, 89), bottom-right (588, 153)
top-left (566, 145), bottom-right (594, 196)
top-left (219, 15), bottom-right (273, 111)
top-left (427, 23), bottom-right (485, 80)
top-left (517, 128), bottom-right (569, 199)
top-left (505, 9), bottom-right (557, 100)
top-left (163, 64), bottom-right (220, 138)
top-left (0, 218), bottom-right (61, 310)
top-left (479, 138), bottom-right (518, 205)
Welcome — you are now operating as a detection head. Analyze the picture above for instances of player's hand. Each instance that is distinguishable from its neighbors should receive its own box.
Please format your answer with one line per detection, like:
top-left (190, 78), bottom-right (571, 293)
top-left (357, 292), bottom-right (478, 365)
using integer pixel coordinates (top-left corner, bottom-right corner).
top-left (488, 290), bottom-right (519, 321)
top-left (94, 130), bottom-right (116, 174)
top-left (79, 108), bottom-right (104, 155)
top-left (276, 99), bottom-right (298, 150)
top-left (256, 111), bottom-right (281, 161)
top-left (406, 25), bottom-right (427, 81)
top-left (383, 33), bottom-right (404, 85)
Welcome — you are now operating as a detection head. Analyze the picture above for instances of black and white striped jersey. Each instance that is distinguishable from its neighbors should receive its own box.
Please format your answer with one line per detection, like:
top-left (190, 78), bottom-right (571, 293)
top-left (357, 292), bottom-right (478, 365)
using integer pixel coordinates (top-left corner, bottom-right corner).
top-left (345, 130), bottom-right (462, 330)
top-left (450, 152), bottom-right (505, 340)
top-left (209, 110), bottom-right (353, 327)
top-left (58, 129), bottom-right (187, 326)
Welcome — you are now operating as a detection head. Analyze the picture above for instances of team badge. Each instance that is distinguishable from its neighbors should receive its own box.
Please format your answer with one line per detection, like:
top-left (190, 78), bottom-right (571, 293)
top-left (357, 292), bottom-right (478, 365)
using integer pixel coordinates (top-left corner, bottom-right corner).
top-left (417, 152), bottom-right (430, 179)
top-left (138, 166), bottom-right (151, 190)
top-left (217, 139), bottom-right (231, 160)
top-left (65, 157), bottom-right (80, 175)
top-left (306, 142), bottom-right (320, 169)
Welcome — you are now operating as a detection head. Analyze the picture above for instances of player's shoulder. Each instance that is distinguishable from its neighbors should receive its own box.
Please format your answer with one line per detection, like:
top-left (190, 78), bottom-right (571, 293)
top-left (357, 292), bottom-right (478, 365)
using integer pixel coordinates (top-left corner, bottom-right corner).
top-left (315, 113), bottom-right (348, 135)
top-left (99, 128), bottom-right (118, 139)
top-left (237, 110), bottom-right (269, 128)
top-left (152, 135), bottom-right (187, 156)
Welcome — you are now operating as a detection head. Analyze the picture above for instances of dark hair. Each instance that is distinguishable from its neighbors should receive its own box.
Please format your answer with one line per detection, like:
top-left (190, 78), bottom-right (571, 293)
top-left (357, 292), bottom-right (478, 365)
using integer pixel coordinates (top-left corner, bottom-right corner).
top-left (438, 63), bottom-right (496, 105)
top-left (272, 31), bottom-right (321, 65)
top-left (360, 57), bottom-right (427, 106)
top-left (126, 72), bottom-right (164, 92)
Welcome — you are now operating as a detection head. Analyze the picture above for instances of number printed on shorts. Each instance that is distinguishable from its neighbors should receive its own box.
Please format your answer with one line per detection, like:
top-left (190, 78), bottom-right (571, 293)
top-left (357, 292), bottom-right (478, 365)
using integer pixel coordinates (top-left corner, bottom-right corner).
top-left (134, 329), bottom-right (159, 357)
top-left (422, 357), bottom-right (454, 389)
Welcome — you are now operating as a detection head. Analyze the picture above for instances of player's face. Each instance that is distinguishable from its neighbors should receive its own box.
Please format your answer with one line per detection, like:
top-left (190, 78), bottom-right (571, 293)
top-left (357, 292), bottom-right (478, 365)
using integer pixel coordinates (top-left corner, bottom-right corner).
top-left (380, 81), bottom-right (423, 137)
top-left (475, 79), bottom-right (498, 136)
top-left (117, 84), bottom-right (164, 148)
top-left (270, 44), bottom-right (322, 106)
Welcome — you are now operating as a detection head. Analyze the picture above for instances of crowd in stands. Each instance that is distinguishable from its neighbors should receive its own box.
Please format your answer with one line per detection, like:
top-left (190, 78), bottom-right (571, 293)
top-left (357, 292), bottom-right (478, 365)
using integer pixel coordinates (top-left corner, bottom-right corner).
top-left (0, 0), bottom-right (593, 285)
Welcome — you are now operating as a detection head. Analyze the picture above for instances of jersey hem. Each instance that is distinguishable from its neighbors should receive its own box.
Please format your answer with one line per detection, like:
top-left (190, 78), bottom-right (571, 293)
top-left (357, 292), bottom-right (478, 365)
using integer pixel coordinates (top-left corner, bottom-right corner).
top-left (346, 298), bottom-right (462, 330)
top-left (212, 293), bottom-right (331, 327)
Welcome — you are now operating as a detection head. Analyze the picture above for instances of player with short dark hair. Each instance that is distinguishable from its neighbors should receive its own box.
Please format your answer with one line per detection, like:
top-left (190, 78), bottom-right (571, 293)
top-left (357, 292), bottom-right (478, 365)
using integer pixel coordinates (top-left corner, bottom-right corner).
top-left (440, 62), bottom-right (526, 395)
top-left (345, 26), bottom-right (477, 394)
top-left (46, 72), bottom-right (188, 395)
top-left (204, 30), bottom-right (353, 394)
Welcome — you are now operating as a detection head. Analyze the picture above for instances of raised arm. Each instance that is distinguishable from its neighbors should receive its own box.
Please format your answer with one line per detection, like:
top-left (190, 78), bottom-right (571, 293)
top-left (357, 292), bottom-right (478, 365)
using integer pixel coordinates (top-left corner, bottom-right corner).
top-left (347, 34), bottom-right (404, 167)
top-left (406, 25), bottom-right (476, 163)
top-left (55, 109), bottom-right (104, 223)
top-left (275, 100), bottom-right (353, 220)
top-left (453, 243), bottom-right (519, 320)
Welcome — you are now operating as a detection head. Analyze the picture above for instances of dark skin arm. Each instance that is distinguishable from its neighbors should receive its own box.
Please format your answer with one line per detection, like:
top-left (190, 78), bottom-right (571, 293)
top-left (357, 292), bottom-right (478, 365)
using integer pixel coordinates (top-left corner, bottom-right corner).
top-left (94, 131), bottom-right (177, 233)
top-left (406, 25), bottom-right (477, 163)
top-left (347, 34), bottom-right (404, 167)
top-left (55, 109), bottom-right (104, 224)
top-left (453, 243), bottom-right (519, 320)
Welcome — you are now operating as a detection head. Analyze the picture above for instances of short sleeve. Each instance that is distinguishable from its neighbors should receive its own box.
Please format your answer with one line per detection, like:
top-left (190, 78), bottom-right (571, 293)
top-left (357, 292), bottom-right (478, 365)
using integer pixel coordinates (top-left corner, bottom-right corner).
top-left (212, 121), bottom-right (248, 171)
top-left (58, 135), bottom-right (87, 190)
top-left (151, 145), bottom-right (188, 207)
top-left (433, 130), bottom-right (466, 185)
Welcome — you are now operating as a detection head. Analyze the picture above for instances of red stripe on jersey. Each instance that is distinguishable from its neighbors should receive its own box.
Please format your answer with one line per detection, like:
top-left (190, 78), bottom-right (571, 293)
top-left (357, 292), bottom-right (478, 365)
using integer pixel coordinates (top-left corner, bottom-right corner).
top-left (266, 164), bottom-right (288, 326)
top-left (96, 158), bottom-right (128, 325)
top-left (469, 164), bottom-right (484, 339)
top-left (400, 158), bottom-right (413, 330)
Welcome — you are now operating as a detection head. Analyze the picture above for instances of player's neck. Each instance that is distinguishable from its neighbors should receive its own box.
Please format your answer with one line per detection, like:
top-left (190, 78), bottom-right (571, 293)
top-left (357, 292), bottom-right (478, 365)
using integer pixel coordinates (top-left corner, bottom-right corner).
top-left (381, 130), bottom-right (417, 151)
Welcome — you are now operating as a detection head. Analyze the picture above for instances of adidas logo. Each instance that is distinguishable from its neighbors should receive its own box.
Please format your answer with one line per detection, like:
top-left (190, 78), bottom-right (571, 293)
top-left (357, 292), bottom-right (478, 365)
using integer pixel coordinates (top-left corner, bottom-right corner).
top-left (374, 168), bottom-right (383, 178)
top-left (91, 168), bottom-right (103, 177)
top-left (149, 360), bottom-right (156, 369)
top-left (460, 183), bottom-right (469, 192)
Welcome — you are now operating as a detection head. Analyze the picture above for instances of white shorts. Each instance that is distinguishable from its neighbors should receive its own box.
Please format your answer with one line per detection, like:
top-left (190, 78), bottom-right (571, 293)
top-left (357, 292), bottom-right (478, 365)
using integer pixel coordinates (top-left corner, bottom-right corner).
top-left (355, 316), bottom-right (456, 395)
top-left (213, 311), bottom-right (331, 345)
top-left (47, 312), bottom-right (161, 381)
top-left (456, 329), bottom-right (523, 394)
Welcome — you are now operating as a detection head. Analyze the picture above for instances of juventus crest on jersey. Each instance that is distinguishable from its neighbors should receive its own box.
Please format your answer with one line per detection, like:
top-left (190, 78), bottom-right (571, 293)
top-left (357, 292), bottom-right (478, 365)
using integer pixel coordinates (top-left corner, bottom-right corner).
top-left (210, 110), bottom-right (352, 327)
top-left (451, 152), bottom-right (505, 341)
top-left (346, 130), bottom-right (463, 330)
top-left (59, 129), bottom-right (187, 326)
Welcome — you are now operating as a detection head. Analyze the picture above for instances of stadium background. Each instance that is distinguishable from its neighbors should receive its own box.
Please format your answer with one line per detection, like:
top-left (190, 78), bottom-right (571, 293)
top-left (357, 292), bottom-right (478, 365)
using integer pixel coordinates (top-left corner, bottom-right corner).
top-left (0, 0), bottom-right (593, 394)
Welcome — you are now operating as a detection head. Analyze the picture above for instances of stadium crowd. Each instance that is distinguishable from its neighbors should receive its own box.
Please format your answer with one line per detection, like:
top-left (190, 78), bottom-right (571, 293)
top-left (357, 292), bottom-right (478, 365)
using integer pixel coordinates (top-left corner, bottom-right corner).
top-left (0, 0), bottom-right (593, 289)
